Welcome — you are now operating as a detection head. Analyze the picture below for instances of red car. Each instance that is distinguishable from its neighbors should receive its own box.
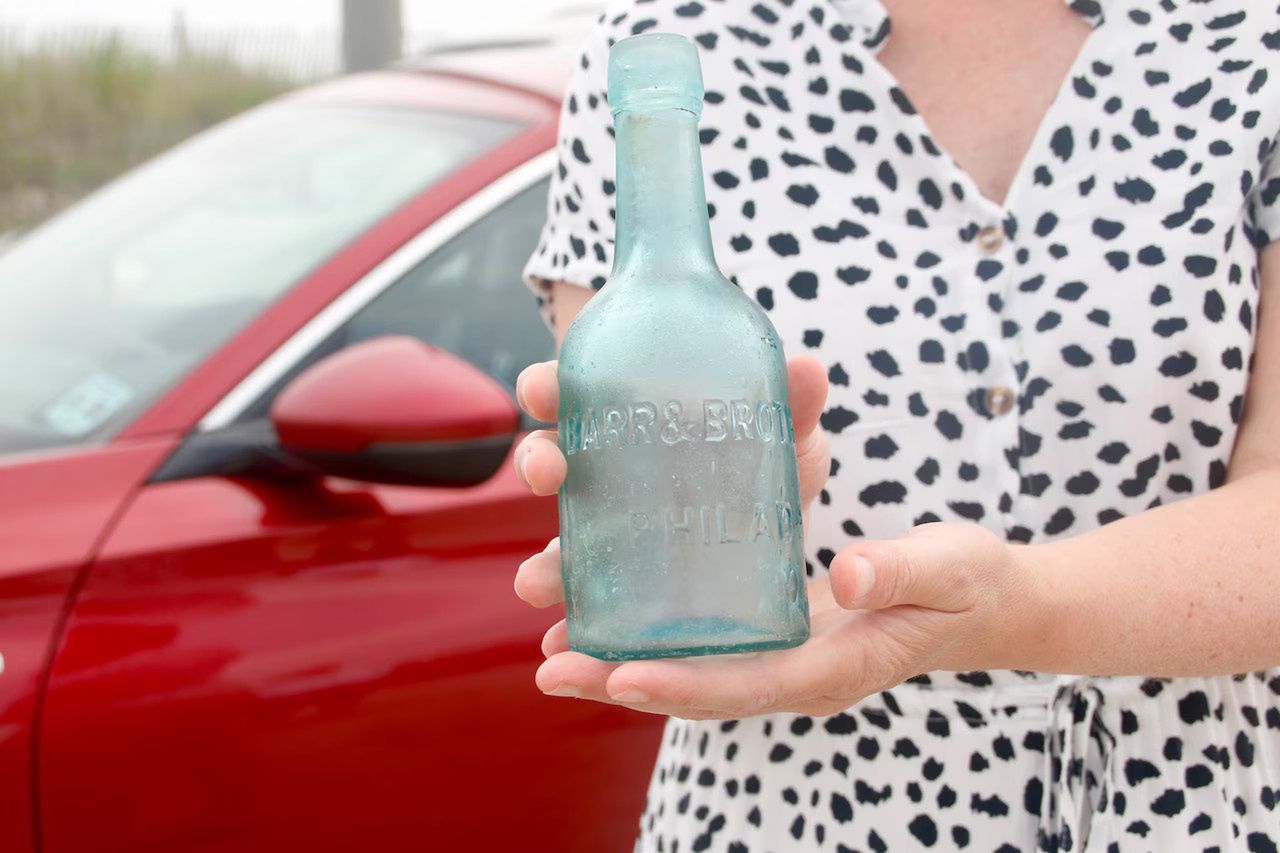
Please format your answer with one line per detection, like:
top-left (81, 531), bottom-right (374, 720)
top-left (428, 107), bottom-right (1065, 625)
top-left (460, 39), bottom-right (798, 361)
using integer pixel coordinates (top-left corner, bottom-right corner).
top-left (0, 40), bottom-right (662, 853)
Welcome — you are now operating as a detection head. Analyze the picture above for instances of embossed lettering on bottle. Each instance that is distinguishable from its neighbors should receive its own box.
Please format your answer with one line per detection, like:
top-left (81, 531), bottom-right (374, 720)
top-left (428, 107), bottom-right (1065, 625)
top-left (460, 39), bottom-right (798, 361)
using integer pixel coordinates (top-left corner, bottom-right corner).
top-left (564, 399), bottom-right (795, 455)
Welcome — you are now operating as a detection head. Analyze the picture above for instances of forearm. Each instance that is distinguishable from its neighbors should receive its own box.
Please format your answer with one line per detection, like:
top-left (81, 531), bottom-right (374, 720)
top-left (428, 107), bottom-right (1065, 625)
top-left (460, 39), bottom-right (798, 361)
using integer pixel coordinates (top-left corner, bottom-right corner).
top-left (1001, 467), bottom-right (1280, 676)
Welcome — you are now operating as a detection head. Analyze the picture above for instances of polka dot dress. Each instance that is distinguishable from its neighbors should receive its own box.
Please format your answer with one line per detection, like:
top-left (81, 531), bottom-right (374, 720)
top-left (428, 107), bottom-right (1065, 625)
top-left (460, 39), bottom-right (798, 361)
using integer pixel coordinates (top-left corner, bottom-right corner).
top-left (522, 1), bottom-right (1280, 849)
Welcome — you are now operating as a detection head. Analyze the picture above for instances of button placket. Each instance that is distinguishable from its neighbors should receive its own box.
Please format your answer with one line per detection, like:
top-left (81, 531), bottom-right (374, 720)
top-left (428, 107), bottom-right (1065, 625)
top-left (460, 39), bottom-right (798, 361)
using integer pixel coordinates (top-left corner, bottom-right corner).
top-left (974, 213), bottom-right (1033, 537)
top-left (963, 211), bottom-right (1023, 539)
top-left (968, 218), bottom-right (1019, 420)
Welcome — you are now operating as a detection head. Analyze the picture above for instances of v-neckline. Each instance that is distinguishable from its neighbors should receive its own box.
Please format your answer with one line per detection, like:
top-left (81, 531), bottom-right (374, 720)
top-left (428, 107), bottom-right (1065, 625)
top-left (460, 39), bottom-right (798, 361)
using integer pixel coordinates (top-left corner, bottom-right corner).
top-left (820, 0), bottom-right (1108, 217)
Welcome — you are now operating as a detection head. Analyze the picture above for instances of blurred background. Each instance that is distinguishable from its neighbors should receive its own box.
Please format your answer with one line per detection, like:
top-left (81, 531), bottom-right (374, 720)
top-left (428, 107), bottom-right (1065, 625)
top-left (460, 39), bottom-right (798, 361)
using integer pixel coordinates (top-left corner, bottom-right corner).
top-left (0, 3), bottom-right (677, 852)
top-left (0, 0), bottom-right (598, 240)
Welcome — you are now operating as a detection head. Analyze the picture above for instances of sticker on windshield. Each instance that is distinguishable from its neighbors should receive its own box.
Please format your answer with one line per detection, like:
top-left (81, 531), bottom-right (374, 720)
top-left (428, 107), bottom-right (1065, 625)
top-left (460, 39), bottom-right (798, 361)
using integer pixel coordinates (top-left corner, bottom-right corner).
top-left (42, 371), bottom-right (135, 437)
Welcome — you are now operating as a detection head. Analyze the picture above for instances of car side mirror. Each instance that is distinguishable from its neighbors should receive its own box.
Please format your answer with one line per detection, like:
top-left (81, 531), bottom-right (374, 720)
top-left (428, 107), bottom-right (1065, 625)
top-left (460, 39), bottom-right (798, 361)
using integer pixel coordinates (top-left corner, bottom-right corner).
top-left (268, 335), bottom-right (520, 487)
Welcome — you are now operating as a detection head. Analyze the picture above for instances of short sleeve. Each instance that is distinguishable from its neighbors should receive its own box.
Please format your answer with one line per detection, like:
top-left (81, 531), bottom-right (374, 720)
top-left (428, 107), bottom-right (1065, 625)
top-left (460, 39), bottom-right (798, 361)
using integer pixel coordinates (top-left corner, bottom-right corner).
top-left (521, 22), bottom-right (619, 328)
top-left (1248, 132), bottom-right (1280, 248)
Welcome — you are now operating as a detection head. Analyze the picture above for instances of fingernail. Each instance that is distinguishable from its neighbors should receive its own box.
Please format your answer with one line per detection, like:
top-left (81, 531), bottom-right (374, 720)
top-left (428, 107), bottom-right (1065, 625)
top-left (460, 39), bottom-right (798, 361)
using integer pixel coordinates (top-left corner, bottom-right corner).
top-left (515, 446), bottom-right (529, 486)
top-left (515, 373), bottom-right (529, 411)
top-left (546, 683), bottom-right (581, 697)
top-left (611, 687), bottom-right (649, 704)
top-left (851, 555), bottom-right (875, 606)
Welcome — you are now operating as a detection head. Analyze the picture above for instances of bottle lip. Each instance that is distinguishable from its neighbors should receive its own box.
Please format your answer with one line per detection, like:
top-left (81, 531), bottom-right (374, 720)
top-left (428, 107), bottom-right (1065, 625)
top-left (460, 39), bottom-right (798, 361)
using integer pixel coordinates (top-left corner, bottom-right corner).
top-left (608, 32), bottom-right (704, 119)
top-left (610, 92), bottom-right (703, 118)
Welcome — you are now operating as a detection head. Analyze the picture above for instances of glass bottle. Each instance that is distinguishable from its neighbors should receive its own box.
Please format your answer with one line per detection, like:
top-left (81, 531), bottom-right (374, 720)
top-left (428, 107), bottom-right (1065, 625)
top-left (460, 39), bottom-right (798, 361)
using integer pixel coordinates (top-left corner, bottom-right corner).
top-left (556, 32), bottom-right (810, 660)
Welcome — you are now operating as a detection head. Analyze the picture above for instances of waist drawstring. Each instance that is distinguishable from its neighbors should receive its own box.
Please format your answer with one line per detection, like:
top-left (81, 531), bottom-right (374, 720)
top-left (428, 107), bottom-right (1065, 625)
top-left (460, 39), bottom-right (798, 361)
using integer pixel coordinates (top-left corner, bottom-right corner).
top-left (1039, 676), bottom-right (1117, 852)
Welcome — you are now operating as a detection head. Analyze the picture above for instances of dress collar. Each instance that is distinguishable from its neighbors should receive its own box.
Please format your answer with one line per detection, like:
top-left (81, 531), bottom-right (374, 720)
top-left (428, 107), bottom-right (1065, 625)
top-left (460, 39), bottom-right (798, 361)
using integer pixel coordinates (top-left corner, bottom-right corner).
top-left (826, 0), bottom-right (1107, 54)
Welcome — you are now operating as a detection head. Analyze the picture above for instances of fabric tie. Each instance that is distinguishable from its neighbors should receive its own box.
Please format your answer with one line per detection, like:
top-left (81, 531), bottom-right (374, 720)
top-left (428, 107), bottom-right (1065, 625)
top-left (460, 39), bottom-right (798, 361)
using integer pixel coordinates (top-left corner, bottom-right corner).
top-left (1039, 676), bottom-right (1117, 851)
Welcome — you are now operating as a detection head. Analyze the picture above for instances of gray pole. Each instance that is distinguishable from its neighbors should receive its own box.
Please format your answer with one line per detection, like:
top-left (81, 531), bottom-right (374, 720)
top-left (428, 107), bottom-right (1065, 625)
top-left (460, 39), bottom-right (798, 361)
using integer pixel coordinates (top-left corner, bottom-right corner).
top-left (342, 0), bottom-right (403, 73)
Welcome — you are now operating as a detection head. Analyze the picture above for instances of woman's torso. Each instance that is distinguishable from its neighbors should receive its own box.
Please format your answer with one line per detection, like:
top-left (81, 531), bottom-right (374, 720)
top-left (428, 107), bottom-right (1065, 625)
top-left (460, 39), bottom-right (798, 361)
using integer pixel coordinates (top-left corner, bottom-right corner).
top-left (528, 0), bottom-right (1280, 681)
top-left (522, 0), bottom-right (1280, 848)
top-left (541, 0), bottom-right (1279, 624)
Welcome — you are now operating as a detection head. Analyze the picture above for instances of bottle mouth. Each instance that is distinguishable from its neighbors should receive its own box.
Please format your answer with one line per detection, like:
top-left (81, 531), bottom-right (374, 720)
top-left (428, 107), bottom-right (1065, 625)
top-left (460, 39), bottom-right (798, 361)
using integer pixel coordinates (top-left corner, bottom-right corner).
top-left (608, 33), bottom-right (704, 118)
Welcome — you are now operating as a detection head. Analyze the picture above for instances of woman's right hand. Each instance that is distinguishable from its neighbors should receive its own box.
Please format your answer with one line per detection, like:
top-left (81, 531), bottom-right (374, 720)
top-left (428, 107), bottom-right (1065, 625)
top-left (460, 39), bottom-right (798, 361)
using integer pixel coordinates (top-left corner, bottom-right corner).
top-left (510, 356), bottom-right (833, 610)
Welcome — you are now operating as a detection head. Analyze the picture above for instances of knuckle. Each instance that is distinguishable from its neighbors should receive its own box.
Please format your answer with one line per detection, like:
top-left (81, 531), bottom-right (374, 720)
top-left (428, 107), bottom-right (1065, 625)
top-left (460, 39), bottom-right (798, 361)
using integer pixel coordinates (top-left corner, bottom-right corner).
top-left (744, 663), bottom-right (783, 713)
top-left (951, 558), bottom-right (982, 602)
top-left (832, 651), bottom-right (873, 699)
top-left (907, 520), bottom-right (945, 538)
top-left (749, 681), bottom-right (782, 714)
top-left (670, 683), bottom-right (700, 708)
top-left (672, 700), bottom-right (714, 721)
top-left (749, 658), bottom-right (792, 714)
top-left (883, 548), bottom-right (916, 605)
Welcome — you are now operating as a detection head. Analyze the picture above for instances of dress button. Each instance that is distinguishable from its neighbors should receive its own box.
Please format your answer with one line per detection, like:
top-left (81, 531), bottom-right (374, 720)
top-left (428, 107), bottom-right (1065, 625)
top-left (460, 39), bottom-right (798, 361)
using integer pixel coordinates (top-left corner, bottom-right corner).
top-left (976, 224), bottom-right (1004, 254)
top-left (985, 385), bottom-right (1016, 417)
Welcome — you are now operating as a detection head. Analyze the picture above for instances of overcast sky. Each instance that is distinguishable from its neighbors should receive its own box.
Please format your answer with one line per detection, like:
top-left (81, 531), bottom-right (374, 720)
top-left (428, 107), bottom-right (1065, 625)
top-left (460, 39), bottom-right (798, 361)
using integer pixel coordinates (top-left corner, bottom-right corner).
top-left (0, 0), bottom-right (599, 42)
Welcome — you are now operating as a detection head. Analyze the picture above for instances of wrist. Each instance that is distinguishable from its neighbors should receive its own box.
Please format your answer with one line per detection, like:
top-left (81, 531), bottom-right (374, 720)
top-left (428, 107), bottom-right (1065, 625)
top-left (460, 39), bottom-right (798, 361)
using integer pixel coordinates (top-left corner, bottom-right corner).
top-left (978, 541), bottom-right (1065, 672)
top-left (923, 529), bottom-right (1063, 674)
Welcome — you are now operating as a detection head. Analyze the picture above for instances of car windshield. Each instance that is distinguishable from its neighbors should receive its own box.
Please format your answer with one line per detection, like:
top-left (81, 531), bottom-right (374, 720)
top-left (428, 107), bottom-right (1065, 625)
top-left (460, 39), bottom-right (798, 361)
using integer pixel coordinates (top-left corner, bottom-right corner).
top-left (0, 101), bottom-right (519, 458)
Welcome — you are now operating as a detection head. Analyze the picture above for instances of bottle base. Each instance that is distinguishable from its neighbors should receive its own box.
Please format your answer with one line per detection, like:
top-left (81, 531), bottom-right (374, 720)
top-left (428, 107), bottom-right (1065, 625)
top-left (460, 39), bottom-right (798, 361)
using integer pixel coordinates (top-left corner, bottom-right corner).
top-left (570, 615), bottom-right (809, 661)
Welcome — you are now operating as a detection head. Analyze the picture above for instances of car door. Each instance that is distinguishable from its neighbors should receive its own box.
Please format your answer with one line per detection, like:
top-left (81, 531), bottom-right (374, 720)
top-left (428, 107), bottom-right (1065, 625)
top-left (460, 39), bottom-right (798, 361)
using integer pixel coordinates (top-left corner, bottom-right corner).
top-left (39, 177), bottom-right (663, 853)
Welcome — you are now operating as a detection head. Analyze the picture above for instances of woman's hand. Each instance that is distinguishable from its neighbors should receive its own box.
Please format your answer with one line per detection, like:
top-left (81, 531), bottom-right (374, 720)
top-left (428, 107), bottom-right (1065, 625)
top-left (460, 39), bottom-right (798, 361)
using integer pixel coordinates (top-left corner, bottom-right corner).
top-left (511, 357), bottom-right (1031, 719)
top-left (521, 521), bottom-right (1028, 720)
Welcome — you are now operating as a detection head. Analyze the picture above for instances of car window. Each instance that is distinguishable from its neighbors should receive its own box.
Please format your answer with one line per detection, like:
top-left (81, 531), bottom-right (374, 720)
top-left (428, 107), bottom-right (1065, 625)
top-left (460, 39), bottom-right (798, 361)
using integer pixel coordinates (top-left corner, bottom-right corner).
top-left (0, 102), bottom-right (521, 457)
top-left (235, 177), bottom-right (554, 424)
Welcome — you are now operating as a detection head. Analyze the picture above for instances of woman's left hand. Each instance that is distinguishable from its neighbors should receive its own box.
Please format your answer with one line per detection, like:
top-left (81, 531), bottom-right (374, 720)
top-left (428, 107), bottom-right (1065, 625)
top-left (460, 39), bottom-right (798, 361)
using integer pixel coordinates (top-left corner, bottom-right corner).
top-left (517, 522), bottom-right (1032, 720)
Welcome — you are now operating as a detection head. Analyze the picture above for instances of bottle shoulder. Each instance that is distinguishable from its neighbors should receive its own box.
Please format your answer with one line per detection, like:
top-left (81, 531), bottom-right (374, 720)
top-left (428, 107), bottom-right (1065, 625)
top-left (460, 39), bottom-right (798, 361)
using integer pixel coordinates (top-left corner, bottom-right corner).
top-left (563, 273), bottom-right (772, 344)
top-left (559, 271), bottom-right (787, 386)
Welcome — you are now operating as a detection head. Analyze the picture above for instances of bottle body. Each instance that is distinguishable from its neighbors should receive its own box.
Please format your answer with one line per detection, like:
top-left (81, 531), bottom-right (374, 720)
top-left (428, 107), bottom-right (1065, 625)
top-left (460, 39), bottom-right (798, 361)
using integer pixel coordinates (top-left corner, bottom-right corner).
top-left (558, 273), bottom-right (810, 659)
top-left (556, 32), bottom-right (810, 660)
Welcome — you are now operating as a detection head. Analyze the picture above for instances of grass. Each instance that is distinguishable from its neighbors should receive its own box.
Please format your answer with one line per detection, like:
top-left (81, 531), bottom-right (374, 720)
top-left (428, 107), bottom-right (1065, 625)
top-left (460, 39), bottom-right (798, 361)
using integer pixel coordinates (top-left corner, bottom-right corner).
top-left (0, 37), bottom-right (293, 233)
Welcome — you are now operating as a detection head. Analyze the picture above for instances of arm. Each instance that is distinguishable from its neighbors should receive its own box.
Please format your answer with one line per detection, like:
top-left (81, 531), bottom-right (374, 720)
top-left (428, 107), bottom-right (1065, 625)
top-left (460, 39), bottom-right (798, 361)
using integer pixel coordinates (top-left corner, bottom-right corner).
top-left (507, 252), bottom-right (1280, 720)
top-left (549, 280), bottom-right (595, 348)
top-left (998, 241), bottom-right (1280, 677)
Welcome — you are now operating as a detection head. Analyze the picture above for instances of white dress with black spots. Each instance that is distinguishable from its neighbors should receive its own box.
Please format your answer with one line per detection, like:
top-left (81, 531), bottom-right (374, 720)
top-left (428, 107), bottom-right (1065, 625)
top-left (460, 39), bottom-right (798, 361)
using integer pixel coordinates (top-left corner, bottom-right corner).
top-left (523, 1), bottom-right (1280, 849)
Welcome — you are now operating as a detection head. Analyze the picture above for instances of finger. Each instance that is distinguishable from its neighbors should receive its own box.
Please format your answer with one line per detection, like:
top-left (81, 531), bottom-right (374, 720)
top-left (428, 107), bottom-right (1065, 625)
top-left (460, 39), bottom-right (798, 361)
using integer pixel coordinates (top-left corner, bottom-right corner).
top-left (785, 356), bottom-right (832, 509)
top-left (513, 429), bottom-right (566, 496)
top-left (533, 629), bottom-right (775, 719)
top-left (534, 633), bottom-right (688, 716)
top-left (515, 360), bottom-right (559, 422)
top-left (514, 538), bottom-right (563, 608)
top-left (537, 650), bottom-right (756, 718)
top-left (540, 618), bottom-right (569, 656)
top-left (536, 651), bottom-right (620, 701)
top-left (796, 428), bottom-right (831, 511)
top-left (601, 638), bottom-right (841, 717)
top-left (828, 526), bottom-right (981, 614)
top-left (785, 355), bottom-right (829, 442)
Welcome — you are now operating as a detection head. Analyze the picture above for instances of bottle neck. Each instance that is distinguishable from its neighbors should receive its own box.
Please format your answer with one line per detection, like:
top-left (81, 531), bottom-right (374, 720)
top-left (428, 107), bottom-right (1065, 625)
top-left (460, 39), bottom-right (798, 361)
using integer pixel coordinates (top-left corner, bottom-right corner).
top-left (610, 108), bottom-right (718, 280)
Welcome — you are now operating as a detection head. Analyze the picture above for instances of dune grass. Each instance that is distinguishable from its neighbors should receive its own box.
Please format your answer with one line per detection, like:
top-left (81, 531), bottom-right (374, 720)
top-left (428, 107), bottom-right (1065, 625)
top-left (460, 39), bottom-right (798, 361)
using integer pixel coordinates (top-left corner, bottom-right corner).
top-left (0, 37), bottom-right (292, 233)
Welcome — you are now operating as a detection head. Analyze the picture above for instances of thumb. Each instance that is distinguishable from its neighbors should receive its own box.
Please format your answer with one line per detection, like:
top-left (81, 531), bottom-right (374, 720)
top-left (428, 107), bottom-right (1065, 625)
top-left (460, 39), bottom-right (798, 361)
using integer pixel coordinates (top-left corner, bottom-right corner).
top-left (828, 525), bottom-right (981, 613)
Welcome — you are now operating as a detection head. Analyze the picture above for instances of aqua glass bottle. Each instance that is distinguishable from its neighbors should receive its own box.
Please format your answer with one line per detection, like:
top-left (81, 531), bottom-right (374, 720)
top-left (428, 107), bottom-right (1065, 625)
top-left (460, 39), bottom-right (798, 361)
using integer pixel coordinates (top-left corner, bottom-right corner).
top-left (555, 33), bottom-right (810, 660)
